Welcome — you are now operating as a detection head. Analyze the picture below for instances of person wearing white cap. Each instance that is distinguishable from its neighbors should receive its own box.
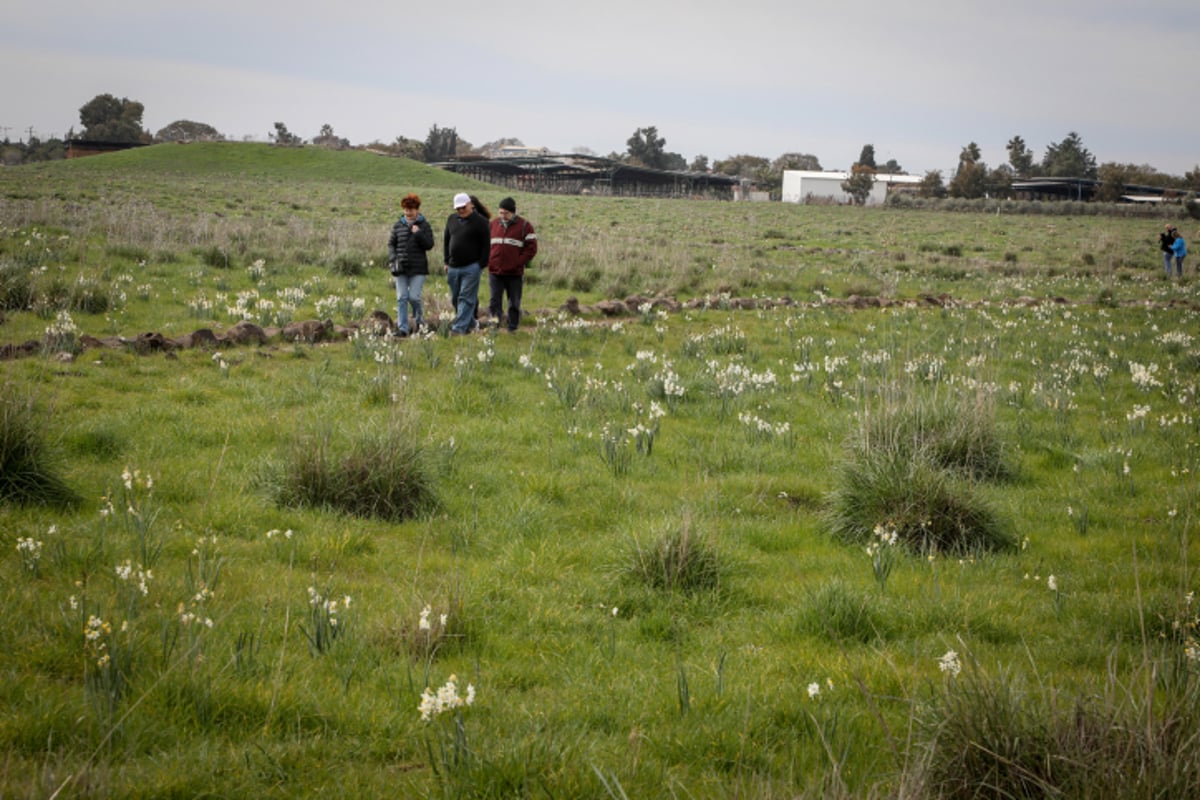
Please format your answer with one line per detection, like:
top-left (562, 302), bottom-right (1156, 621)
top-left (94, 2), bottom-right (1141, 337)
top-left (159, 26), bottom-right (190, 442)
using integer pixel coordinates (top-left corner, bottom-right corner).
top-left (443, 193), bottom-right (490, 334)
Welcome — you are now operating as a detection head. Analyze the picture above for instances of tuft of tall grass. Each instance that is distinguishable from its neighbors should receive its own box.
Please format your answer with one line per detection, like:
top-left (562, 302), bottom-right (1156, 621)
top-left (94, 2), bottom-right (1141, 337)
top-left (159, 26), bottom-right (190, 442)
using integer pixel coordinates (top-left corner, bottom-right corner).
top-left (264, 418), bottom-right (436, 521)
top-left (912, 653), bottom-right (1200, 799)
top-left (0, 383), bottom-right (80, 507)
top-left (824, 392), bottom-right (1016, 554)
top-left (824, 449), bottom-right (1014, 555)
top-left (622, 517), bottom-right (722, 593)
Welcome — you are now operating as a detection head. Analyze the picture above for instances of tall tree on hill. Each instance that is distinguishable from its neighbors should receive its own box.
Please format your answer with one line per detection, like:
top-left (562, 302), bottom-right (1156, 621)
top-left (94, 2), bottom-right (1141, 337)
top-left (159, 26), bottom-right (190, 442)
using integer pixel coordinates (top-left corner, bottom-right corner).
top-left (79, 93), bottom-right (146, 143)
top-left (155, 120), bottom-right (223, 143)
top-left (948, 142), bottom-right (988, 198)
top-left (1042, 131), bottom-right (1097, 179)
top-left (625, 126), bottom-right (668, 168)
top-left (313, 124), bottom-right (349, 149)
top-left (1006, 135), bottom-right (1035, 178)
top-left (269, 122), bottom-right (303, 146)
top-left (423, 124), bottom-right (459, 162)
top-left (856, 144), bottom-right (877, 170)
top-left (772, 152), bottom-right (822, 173)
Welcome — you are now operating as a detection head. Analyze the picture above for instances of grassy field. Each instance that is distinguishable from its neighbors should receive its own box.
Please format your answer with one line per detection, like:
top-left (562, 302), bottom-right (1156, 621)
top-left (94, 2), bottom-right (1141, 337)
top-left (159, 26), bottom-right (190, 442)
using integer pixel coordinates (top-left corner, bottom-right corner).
top-left (1, 144), bottom-right (1199, 799)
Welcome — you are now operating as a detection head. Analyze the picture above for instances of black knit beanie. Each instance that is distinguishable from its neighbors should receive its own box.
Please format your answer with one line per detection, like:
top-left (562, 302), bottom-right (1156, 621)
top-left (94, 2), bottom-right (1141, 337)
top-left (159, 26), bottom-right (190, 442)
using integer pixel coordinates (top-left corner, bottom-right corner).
top-left (499, 197), bottom-right (517, 213)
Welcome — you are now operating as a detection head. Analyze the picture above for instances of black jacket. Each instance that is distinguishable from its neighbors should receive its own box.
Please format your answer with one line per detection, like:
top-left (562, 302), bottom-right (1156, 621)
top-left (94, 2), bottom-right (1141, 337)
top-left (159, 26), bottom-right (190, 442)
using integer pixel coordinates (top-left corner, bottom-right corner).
top-left (388, 214), bottom-right (435, 276)
top-left (443, 211), bottom-right (491, 269)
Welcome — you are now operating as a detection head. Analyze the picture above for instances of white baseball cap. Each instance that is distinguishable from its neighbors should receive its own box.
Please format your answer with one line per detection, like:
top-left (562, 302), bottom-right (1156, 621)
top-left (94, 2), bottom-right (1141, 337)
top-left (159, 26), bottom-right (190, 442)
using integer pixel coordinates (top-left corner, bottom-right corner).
top-left (453, 193), bottom-right (471, 209)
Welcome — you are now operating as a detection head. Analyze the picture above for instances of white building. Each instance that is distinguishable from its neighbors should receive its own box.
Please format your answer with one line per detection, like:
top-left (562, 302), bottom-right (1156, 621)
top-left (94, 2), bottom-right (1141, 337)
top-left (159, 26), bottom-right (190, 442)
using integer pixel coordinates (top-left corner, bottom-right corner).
top-left (781, 170), bottom-right (924, 205)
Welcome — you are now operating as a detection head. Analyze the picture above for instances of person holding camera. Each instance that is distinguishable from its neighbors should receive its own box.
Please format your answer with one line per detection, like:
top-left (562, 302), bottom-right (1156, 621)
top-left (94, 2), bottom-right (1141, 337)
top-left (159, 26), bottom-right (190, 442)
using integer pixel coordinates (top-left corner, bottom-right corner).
top-left (387, 193), bottom-right (435, 336)
top-left (1159, 224), bottom-right (1178, 277)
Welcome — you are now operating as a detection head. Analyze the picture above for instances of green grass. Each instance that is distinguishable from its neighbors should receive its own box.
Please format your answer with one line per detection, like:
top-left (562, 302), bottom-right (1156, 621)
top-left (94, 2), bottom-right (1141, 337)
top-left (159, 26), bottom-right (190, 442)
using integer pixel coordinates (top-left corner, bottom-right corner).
top-left (0, 144), bottom-right (1198, 798)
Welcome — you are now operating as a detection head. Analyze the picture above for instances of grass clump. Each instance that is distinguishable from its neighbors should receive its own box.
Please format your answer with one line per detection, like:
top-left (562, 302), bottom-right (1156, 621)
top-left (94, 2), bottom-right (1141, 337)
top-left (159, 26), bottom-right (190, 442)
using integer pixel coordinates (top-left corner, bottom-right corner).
top-left (623, 517), bottom-right (722, 593)
top-left (265, 418), bottom-right (435, 521)
top-left (0, 384), bottom-right (80, 507)
top-left (824, 393), bottom-right (1015, 554)
top-left (913, 657), bottom-right (1200, 799)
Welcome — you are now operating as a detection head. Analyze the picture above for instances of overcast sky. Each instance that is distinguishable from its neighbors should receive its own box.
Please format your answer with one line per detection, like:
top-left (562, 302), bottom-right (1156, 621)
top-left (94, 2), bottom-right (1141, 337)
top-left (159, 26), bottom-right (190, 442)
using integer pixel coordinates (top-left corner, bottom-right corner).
top-left (4, 0), bottom-right (1197, 175)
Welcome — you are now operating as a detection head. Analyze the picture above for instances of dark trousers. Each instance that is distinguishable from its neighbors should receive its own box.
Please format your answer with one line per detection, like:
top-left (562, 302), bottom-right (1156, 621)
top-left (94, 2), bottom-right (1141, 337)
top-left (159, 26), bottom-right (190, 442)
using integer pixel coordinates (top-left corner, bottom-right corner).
top-left (488, 273), bottom-right (523, 331)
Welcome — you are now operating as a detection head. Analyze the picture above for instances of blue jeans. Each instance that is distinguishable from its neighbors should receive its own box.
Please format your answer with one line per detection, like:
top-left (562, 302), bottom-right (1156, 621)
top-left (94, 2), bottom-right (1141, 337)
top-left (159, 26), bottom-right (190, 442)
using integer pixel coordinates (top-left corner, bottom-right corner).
top-left (1164, 251), bottom-right (1175, 276)
top-left (446, 263), bottom-right (481, 333)
top-left (395, 274), bottom-right (425, 333)
top-left (1176, 256), bottom-right (1186, 277)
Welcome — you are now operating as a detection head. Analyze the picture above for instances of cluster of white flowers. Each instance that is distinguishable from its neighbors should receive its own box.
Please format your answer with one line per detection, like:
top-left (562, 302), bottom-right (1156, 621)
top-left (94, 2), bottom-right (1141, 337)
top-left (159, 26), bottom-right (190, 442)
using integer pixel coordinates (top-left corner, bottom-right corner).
top-left (247, 258), bottom-right (267, 281)
top-left (265, 528), bottom-right (294, 540)
top-left (476, 346), bottom-right (495, 364)
top-left (418, 604), bottom-right (449, 631)
top-left (904, 354), bottom-right (945, 383)
top-left (16, 537), bottom-right (42, 571)
top-left (806, 677), bottom-right (833, 700)
top-left (84, 615), bottom-right (113, 668)
top-left (419, 674), bottom-right (476, 721)
top-left (307, 587), bottom-right (351, 626)
top-left (1156, 330), bottom-right (1193, 349)
top-left (1128, 362), bottom-right (1163, 391)
top-left (115, 560), bottom-right (152, 596)
top-left (1126, 404), bottom-right (1151, 423)
top-left (938, 650), bottom-right (962, 677)
top-left (187, 292), bottom-right (215, 317)
top-left (656, 366), bottom-right (686, 399)
top-left (121, 466), bottom-right (153, 492)
top-left (737, 411), bottom-right (790, 439)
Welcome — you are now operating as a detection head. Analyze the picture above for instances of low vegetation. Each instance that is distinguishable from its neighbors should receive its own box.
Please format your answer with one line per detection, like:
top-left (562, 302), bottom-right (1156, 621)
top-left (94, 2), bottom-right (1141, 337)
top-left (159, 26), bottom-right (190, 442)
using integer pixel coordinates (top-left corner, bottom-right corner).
top-left (0, 144), bottom-right (1198, 798)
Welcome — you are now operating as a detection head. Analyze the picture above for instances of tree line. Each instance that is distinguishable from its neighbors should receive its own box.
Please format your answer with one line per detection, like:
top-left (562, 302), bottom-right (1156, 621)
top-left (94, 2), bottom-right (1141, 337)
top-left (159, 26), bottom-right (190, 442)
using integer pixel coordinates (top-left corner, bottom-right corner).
top-left (6, 95), bottom-right (1199, 202)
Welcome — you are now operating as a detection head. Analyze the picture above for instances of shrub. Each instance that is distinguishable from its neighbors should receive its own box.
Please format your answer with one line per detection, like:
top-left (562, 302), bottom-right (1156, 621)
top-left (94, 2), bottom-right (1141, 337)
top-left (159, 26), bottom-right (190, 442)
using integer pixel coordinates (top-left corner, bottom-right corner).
top-left (824, 394), bottom-right (1016, 554)
top-left (0, 261), bottom-right (33, 310)
top-left (913, 659), bottom-right (1200, 799)
top-left (824, 450), bottom-right (1013, 554)
top-left (0, 384), bottom-right (80, 507)
top-left (859, 394), bottom-right (1014, 482)
top-left (196, 245), bottom-right (232, 269)
top-left (266, 419), bottom-right (436, 521)
top-left (69, 277), bottom-right (109, 315)
top-left (330, 254), bottom-right (366, 277)
top-left (623, 518), bottom-right (721, 593)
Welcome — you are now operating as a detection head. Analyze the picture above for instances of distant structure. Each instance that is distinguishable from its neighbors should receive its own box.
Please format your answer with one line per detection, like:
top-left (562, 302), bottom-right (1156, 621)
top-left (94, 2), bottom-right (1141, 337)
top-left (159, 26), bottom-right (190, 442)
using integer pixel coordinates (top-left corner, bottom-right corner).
top-left (781, 170), bottom-right (923, 205)
top-left (491, 144), bottom-right (551, 158)
top-left (432, 153), bottom-right (737, 199)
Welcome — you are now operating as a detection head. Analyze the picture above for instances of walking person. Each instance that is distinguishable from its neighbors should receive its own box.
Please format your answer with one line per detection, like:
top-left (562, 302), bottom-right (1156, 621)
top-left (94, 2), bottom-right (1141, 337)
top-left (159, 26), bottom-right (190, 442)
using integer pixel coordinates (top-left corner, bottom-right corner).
top-left (1159, 224), bottom-right (1177, 277)
top-left (387, 193), bottom-right (435, 336)
top-left (487, 197), bottom-right (538, 332)
top-left (1171, 228), bottom-right (1187, 277)
top-left (443, 192), bottom-right (490, 335)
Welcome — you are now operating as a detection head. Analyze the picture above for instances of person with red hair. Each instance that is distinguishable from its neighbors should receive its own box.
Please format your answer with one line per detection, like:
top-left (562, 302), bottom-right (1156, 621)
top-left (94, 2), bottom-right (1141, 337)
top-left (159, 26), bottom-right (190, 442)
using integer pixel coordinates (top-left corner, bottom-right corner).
top-left (388, 193), bottom-right (435, 336)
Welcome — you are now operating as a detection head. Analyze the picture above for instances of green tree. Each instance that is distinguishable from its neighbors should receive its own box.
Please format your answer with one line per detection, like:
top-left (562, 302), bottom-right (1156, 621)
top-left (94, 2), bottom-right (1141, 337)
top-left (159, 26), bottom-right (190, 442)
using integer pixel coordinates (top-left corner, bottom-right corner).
top-left (1042, 131), bottom-right (1097, 178)
top-left (948, 142), bottom-right (990, 198)
top-left (625, 126), bottom-right (668, 168)
top-left (772, 152), bottom-right (822, 172)
top-left (313, 124), bottom-right (349, 150)
top-left (155, 120), bottom-right (223, 143)
top-left (841, 163), bottom-right (876, 205)
top-left (660, 152), bottom-right (687, 171)
top-left (78, 94), bottom-right (145, 142)
top-left (689, 154), bottom-right (710, 172)
top-left (879, 158), bottom-right (904, 174)
top-left (423, 124), bottom-right (459, 162)
top-left (857, 144), bottom-right (877, 170)
top-left (269, 122), bottom-right (303, 146)
top-left (919, 169), bottom-right (947, 198)
top-left (1006, 135), bottom-right (1035, 177)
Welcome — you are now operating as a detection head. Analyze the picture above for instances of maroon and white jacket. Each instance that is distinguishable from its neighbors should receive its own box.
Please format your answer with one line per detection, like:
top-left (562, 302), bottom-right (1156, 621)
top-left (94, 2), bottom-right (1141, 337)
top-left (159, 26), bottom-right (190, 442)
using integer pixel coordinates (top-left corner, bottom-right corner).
top-left (487, 215), bottom-right (538, 276)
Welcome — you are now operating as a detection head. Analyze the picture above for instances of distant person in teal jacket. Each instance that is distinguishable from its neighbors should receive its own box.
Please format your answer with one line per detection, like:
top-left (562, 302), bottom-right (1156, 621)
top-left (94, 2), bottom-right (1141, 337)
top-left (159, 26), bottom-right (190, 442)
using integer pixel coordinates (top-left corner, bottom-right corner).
top-left (1171, 228), bottom-right (1187, 277)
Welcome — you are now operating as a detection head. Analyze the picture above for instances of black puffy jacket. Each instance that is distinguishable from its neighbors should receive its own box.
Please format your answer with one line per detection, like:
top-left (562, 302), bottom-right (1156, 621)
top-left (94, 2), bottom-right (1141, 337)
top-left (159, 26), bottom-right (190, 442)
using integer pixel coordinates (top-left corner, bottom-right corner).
top-left (388, 214), bottom-right (435, 276)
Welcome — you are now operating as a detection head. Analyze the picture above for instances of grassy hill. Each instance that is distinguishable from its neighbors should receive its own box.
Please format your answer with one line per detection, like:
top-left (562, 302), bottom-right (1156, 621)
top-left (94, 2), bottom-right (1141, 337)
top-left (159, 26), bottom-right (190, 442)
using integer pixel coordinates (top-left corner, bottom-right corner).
top-left (19, 141), bottom-right (469, 187)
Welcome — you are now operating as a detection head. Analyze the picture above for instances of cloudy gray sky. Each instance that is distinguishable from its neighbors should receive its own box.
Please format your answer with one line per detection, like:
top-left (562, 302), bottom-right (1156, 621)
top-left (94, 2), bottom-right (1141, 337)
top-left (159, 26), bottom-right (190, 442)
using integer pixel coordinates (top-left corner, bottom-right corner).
top-left (4, 0), bottom-right (1197, 175)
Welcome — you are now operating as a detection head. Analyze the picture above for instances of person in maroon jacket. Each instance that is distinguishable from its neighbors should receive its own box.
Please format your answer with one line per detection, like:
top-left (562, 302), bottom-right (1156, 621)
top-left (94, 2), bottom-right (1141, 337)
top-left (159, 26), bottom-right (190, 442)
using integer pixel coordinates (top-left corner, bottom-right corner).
top-left (486, 197), bottom-right (538, 332)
